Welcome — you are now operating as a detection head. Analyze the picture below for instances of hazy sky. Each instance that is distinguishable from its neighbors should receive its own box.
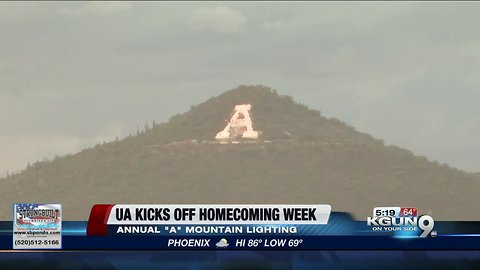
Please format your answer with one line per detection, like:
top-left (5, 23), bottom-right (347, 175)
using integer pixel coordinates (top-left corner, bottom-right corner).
top-left (1, 1), bottom-right (479, 176)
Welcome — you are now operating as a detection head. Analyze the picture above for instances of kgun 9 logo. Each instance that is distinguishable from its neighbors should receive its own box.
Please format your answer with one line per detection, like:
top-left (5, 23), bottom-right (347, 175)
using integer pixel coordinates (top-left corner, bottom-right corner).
top-left (367, 215), bottom-right (435, 238)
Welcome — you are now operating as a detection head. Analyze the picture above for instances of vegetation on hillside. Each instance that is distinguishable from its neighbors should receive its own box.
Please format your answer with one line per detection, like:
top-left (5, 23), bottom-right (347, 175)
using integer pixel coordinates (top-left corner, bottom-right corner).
top-left (1, 85), bottom-right (478, 220)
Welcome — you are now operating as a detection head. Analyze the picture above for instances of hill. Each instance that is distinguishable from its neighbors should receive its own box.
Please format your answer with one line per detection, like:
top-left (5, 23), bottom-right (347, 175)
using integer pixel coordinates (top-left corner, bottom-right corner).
top-left (1, 85), bottom-right (479, 220)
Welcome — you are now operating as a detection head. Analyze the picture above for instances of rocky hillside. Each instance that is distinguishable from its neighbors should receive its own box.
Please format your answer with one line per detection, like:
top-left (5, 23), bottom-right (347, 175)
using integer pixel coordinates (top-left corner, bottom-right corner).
top-left (1, 85), bottom-right (478, 220)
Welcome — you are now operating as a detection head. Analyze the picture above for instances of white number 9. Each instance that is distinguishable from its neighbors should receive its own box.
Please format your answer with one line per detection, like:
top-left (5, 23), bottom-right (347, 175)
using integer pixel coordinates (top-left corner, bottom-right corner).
top-left (418, 215), bottom-right (434, 238)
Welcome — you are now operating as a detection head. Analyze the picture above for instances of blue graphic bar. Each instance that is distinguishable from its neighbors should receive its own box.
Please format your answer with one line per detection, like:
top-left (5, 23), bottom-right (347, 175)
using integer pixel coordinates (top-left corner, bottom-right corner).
top-left (1, 213), bottom-right (480, 250)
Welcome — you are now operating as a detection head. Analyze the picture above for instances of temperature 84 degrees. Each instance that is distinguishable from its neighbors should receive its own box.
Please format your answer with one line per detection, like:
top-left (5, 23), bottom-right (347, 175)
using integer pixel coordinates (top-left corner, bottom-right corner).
top-left (235, 239), bottom-right (304, 248)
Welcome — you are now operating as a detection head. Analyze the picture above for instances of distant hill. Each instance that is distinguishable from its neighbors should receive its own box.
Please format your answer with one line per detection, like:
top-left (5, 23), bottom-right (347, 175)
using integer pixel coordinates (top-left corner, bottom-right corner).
top-left (135, 85), bottom-right (380, 144)
top-left (1, 85), bottom-right (479, 220)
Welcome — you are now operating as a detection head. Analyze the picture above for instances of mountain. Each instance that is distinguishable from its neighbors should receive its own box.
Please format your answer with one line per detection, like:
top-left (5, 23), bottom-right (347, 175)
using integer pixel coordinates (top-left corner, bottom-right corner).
top-left (1, 85), bottom-right (479, 220)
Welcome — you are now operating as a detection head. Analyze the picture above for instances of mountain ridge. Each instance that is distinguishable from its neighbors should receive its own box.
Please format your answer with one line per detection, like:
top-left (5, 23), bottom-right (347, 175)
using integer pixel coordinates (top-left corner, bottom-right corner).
top-left (1, 85), bottom-right (478, 220)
